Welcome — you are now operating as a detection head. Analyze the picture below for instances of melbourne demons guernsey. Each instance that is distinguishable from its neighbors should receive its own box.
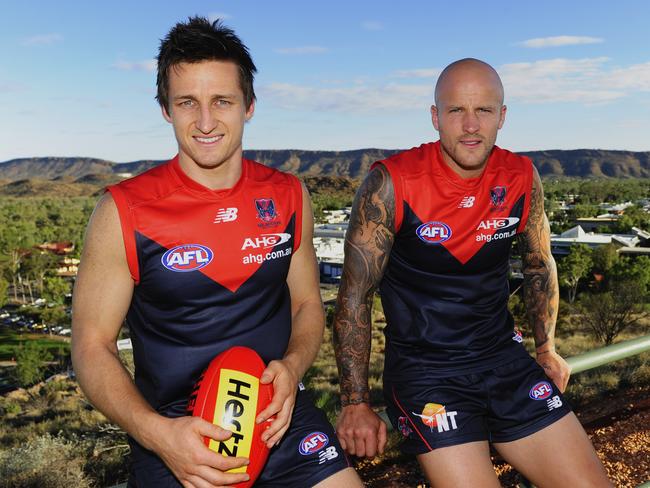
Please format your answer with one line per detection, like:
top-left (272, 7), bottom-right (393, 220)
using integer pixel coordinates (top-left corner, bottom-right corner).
top-left (375, 141), bottom-right (533, 380)
top-left (107, 156), bottom-right (302, 418)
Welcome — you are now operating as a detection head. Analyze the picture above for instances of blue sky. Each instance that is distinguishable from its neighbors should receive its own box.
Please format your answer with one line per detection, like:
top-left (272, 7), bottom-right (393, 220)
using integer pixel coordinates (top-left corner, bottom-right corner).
top-left (1, 0), bottom-right (649, 162)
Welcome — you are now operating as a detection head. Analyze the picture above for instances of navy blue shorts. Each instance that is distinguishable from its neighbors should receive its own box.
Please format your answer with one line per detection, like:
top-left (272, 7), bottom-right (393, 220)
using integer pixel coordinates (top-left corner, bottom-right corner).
top-left (383, 356), bottom-right (572, 455)
top-left (128, 388), bottom-right (350, 487)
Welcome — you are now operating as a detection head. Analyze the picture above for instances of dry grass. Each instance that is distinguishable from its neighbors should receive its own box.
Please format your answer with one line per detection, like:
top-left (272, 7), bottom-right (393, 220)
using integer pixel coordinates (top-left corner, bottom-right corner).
top-left (1, 299), bottom-right (648, 486)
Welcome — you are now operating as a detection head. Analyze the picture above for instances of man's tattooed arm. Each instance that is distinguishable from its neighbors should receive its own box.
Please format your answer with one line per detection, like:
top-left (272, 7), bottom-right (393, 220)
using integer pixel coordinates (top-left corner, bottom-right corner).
top-left (519, 166), bottom-right (559, 355)
top-left (333, 165), bottom-right (395, 406)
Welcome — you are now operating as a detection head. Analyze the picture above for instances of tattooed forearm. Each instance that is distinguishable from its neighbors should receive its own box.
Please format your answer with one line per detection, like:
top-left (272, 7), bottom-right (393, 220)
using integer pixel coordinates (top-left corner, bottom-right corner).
top-left (333, 165), bottom-right (395, 405)
top-left (519, 168), bottom-right (559, 353)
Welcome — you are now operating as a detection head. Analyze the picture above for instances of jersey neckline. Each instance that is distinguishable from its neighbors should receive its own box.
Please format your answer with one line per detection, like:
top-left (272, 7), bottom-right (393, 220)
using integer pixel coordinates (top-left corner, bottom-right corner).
top-left (432, 141), bottom-right (497, 190)
top-left (168, 155), bottom-right (249, 200)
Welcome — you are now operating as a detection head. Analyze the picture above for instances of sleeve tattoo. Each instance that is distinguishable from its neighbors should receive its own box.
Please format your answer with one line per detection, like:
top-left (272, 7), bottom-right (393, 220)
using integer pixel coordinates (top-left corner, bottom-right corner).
top-left (519, 168), bottom-right (559, 353)
top-left (333, 165), bottom-right (395, 406)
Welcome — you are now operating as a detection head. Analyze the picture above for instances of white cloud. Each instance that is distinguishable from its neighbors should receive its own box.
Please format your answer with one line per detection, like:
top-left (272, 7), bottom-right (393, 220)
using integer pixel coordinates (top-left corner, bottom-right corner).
top-left (259, 82), bottom-right (431, 112)
top-left (520, 35), bottom-right (604, 48)
top-left (500, 57), bottom-right (624, 103)
top-left (21, 33), bottom-right (63, 46)
top-left (361, 20), bottom-right (383, 31)
top-left (260, 57), bottom-right (650, 114)
top-left (605, 61), bottom-right (650, 91)
top-left (393, 68), bottom-right (440, 79)
top-left (113, 59), bottom-right (157, 72)
top-left (274, 46), bottom-right (329, 55)
top-left (0, 81), bottom-right (28, 92)
top-left (208, 12), bottom-right (232, 22)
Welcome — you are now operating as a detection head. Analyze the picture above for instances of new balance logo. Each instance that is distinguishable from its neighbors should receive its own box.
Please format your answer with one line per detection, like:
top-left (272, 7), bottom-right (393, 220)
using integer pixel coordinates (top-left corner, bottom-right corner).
top-left (458, 196), bottom-right (475, 208)
top-left (547, 395), bottom-right (563, 411)
top-left (318, 446), bottom-right (339, 464)
top-left (213, 208), bottom-right (238, 223)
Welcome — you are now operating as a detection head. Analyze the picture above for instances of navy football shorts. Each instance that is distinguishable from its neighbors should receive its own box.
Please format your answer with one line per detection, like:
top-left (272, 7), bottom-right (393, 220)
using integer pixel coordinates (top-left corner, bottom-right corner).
top-left (383, 355), bottom-right (572, 455)
top-left (128, 387), bottom-right (350, 487)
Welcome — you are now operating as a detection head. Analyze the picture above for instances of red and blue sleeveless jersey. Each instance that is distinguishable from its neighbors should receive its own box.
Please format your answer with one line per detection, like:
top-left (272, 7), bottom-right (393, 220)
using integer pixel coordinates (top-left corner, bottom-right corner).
top-left (107, 156), bottom-right (302, 417)
top-left (374, 141), bottom-right (533, 380)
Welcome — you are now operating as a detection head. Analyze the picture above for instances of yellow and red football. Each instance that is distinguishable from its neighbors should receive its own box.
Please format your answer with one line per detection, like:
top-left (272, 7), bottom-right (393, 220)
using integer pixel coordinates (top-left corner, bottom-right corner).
top-left (187, 346), bottom-right (273, 487)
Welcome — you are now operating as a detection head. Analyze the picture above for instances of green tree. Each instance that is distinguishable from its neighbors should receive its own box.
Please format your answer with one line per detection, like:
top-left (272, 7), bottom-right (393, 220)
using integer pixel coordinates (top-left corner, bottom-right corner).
top-left (14, 342), bottom-right (53, 387)
top-left (592, 244), bottom-right (618, 274)
top-left (22, 252), bottom-right (58, 297)
top-left (591, 243), bottom-right (619, 291)
top-left (0, 277), bottom-right (8, 307)
top-left (614, 256), bottom-right (650, 293)
top-left (613, 205), bottom-right (650, 233)
top-left (581, 280), bottom-right (647, 345)
top-left (557, 244), bottom-right (593, 303)
top-left (41, 305), bottom-right (68, 329)
top-left (42, 276), bottom-right (71, 305)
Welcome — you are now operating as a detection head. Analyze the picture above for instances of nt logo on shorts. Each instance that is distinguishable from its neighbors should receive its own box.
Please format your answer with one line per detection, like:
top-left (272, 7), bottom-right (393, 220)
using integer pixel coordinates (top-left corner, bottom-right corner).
top-left (412, 402), bottom-right (458, 433)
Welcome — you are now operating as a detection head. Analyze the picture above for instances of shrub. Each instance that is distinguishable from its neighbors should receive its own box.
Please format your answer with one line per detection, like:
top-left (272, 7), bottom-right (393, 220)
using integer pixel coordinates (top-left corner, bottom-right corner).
top-left (1, 400), bottom-right (21, 416)
top-left (0, 434), bottom-right (90, 487)
top-left (13, 342), bottom-right (53, 388)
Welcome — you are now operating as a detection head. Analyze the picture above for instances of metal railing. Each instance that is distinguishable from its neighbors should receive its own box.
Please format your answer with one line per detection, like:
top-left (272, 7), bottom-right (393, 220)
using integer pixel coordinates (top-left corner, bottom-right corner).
top-left (567, 334), bottom-right (650, 374)
top-left (519, 334), bottom-right (650, 488)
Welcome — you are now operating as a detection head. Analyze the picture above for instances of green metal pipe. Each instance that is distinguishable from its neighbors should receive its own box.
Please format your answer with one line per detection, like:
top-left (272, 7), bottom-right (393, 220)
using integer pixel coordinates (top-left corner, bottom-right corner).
top-left (567, 334), bottom-right (650, 374)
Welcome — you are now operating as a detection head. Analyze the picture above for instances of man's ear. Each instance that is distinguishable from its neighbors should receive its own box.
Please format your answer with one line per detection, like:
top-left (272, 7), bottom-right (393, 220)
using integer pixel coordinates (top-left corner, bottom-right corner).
top-left (161, 104), bottom-right (172, 123)
top-left (431, 105), bottom-right (440, 131)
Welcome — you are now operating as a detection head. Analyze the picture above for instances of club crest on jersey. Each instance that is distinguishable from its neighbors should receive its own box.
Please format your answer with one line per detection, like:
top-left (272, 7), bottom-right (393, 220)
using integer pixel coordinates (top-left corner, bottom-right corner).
top-left (161, 244), bottom-right (213, 272)
top-left (416, 221), bottom-right (452, 244)
top-left (529, 381), bottom-right (553, 400)
top-left (490, 186), bottom-right (507, 207)
top-left (255, 198), bottom-right (277, 222)
top-left (298, 432), bottom-right (329, 455)
top-left (512, 328), bottom-right (523, 343)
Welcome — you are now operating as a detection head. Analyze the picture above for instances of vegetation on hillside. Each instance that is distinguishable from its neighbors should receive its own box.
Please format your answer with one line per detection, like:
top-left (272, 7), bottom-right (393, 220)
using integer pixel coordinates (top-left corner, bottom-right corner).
top-left (1, 177), bottom-right (650, 486)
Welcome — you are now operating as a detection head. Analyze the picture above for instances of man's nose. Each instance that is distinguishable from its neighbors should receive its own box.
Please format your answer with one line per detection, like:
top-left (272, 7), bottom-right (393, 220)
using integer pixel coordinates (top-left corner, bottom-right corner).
top-left (462, 111), bottom-right (479, 134)
top-left (196, 106), bottom-right (217, 133)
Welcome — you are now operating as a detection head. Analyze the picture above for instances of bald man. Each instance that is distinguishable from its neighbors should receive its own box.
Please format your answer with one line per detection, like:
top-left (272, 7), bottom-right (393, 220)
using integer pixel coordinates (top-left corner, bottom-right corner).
top-left (332, 59), bottom-right (612, 487)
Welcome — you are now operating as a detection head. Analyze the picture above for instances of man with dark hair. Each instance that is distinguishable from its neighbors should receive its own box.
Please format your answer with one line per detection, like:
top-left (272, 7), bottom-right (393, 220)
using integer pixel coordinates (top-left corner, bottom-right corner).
top-left (72, 17), bottom-right (362, 487)
top-left (333, 58), bottom-right (612, 487)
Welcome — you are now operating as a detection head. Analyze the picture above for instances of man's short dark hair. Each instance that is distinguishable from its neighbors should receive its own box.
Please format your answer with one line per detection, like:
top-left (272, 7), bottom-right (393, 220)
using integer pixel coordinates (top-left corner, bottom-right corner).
top-left (156, 16), bottom-right (257, 110)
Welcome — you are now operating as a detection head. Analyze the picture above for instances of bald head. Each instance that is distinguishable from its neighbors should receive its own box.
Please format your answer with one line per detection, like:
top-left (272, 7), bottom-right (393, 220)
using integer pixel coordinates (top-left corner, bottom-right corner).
top-left (434, 58), bottom-right (504, 107)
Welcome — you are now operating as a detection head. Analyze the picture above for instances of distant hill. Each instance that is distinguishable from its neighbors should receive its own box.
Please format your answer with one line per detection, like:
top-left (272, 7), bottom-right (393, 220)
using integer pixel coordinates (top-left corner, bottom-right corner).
top-left (0, 157), bottom-right (114, 181)
top-left (519, 149), bottom-right (650, 178)
top-left (0, 178), bottom-right (102, 198)
top-left (1, 148), bottom-right (650, 186)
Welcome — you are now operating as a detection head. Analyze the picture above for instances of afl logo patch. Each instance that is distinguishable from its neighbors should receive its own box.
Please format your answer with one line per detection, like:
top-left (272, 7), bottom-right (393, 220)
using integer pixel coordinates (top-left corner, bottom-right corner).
top-left (529, 381), bottom-right (553, 400)
top-left (416, 221), bottom-right (452, 244)
top-left (298, 432), bottom-right (329, 455)
top-left (162, 244), bottom-right (213, 272)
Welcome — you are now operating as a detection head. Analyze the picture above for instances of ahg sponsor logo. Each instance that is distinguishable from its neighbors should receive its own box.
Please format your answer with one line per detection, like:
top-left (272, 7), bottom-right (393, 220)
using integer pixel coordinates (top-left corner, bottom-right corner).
top-left (241, 233), bottom-right (291, 250)
top-left (476, 217), bottom-right (519, 231)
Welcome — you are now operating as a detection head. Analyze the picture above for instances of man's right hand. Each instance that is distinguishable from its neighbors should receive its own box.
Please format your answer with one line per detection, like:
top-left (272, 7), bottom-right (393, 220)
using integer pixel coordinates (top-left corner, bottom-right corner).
top-left (151, 415), bottom-right (251, 487)
top-left (336, 403), bottom-right (387, 458)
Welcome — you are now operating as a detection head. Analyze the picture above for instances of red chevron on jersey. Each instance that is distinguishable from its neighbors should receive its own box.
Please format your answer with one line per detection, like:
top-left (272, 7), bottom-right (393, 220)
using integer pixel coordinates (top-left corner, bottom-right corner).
top-left (376, 142), bottom-right (532, 265)
top-left (373, 141), bottom-right (534, 378)
top-left (108, 156), bottom-right (302, 293)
